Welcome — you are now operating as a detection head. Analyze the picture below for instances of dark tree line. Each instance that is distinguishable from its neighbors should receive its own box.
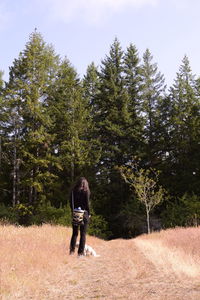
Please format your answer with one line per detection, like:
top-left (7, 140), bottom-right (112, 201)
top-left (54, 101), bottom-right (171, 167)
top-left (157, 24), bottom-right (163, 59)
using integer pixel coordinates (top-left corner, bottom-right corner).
top-left (0, 31), bottom-right (199, 238)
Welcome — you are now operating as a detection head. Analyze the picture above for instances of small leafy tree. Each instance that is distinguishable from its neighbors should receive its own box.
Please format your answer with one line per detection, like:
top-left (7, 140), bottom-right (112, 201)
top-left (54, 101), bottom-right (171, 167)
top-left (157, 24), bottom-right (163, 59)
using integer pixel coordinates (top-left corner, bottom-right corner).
top-left (119, 162), bottom-right (165, 233)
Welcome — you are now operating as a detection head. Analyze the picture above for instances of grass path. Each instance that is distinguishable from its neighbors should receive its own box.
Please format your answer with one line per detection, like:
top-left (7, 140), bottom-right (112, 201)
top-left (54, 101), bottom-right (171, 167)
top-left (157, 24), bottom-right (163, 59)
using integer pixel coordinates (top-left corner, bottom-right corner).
top-left (0, 225), bottom-right (200, 299)
top-left (43, 239), bottom-right (200, 300)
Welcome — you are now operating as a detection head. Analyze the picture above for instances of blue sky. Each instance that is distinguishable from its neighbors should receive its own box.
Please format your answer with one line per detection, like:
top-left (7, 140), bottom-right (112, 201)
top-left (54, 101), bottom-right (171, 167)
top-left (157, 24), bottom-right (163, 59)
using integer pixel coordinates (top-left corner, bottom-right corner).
top-left (0, 0), bottom-right (200, 87)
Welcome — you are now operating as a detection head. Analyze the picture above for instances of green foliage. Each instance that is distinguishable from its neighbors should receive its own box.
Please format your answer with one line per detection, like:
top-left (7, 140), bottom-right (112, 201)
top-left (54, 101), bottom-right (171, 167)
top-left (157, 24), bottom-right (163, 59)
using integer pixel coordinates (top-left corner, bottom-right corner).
top-left (2, 30), bottom-right (60, 207)
top-left (14, 203), bottom-right (34, 225)
top-left (97, 38), bottom-right (133, 168)
top-left (0, 204), bottom-right (17, 224)
top-left (48, 58), bottom-right (100, 189)
top-left (0, 202), bottom-right (111, 239)
top-left (162, 193), bottom-right (200, 227)
top-left (88, 210), bottom-right (111, 239)
top-left (123, 44), bottom-right (143, 156)
top-left (166, 56), bottom-right (200, 196)
top-left (0, 70), bottom-right (4, 88)
top-left (140, 49), bottom-right (167, 165)
top-left (114, 198), bottom-right (146, 238)
top-left (33, 204), bottom-right (72, 226)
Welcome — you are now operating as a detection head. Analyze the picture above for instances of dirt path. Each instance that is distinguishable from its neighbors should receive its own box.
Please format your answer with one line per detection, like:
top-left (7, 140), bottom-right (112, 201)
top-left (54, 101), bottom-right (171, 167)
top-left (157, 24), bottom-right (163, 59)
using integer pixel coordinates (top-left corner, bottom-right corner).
top-left (32, 238), bottom-right (200, 300)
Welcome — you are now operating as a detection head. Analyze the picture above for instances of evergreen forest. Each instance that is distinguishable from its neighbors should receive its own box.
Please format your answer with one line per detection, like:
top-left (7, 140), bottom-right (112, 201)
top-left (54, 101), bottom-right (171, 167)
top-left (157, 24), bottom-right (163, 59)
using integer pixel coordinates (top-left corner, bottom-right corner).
top-left (0, 31), bottom-right (199, 239)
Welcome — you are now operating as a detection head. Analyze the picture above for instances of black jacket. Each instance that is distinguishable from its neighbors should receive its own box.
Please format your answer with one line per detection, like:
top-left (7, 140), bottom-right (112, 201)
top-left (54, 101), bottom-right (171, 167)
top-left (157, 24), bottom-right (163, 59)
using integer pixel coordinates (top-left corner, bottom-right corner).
top-left (70, 189), bottom-right (90, 215)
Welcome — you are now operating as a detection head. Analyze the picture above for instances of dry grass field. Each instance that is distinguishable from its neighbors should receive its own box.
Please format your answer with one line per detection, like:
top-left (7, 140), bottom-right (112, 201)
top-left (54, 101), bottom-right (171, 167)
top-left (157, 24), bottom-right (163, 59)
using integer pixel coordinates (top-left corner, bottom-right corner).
top-left (0, 224), bottom-right (199, 300)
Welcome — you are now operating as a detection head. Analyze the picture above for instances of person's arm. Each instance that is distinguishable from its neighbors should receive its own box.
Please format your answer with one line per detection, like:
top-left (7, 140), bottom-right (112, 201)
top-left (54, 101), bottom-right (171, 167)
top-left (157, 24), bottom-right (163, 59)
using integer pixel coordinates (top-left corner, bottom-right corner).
top-left (85, 191), bottom-right (90, 215)
top-left (69, 191), bottom-right (73, 212)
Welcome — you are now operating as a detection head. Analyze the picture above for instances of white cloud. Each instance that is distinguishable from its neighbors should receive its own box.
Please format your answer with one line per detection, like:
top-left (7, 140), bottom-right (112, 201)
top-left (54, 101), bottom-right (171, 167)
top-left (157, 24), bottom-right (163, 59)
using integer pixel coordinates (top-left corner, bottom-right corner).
top-left (39, 0), bottom-right (159, 25)
top-left (94, 0), bottom-right (158, 10)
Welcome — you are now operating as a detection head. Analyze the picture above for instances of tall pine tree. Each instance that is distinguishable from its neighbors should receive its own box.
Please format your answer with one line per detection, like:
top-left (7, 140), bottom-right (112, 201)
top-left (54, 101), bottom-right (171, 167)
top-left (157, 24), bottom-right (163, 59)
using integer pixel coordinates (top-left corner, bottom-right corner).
top-left (167, 55), bottom-right (200, 195)
top-left (123, 43), bottom-right (143, 157)
top-left (94, 38), bottom-right (137, 234)
top-left (3, 30), bottom-right (59, 207)
top-left (47, 58), bottom-right (99, 205)
top-left (140, 49), bottom-right (166, 167)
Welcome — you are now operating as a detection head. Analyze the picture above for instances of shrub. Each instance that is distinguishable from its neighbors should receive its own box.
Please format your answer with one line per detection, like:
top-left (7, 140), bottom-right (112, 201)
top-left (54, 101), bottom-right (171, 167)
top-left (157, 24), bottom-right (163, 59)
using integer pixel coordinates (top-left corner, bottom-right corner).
top-left (32, 204), bottom-right (71, 226)
top-left (14, 203), bottom-right (34, 226)
top-left (0, 204), bottom-right (17, 224)
top-left (161, 193), bottom-right (200, 228)
top-left (88, 210), bottom-right (111, 239)
top-left (0, 203), bottom-right (111, 239)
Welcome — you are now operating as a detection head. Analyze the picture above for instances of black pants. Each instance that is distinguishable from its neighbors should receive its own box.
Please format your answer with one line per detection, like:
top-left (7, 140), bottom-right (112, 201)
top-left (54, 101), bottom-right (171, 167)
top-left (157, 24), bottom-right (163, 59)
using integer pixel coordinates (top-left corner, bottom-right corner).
top-left (70, 221), bottom-right (88, 255)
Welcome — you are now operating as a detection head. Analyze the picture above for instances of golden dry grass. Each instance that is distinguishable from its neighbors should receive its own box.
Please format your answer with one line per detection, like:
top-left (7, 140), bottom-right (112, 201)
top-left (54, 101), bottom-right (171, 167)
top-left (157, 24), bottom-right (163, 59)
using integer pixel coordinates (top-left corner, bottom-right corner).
top-left (0, 224), bottom-right (200, 300)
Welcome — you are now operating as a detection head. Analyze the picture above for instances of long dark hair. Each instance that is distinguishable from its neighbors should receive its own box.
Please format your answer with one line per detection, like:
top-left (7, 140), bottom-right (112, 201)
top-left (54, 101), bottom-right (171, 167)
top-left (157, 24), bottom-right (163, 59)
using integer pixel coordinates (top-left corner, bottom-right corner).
top-left (73, 177), bottom-right (90, 194)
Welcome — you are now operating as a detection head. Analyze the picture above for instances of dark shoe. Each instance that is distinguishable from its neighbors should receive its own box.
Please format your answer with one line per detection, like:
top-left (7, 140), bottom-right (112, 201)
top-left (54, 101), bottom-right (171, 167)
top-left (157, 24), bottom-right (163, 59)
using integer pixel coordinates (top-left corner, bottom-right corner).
top-left (69, 250), bottom-right (75, 255)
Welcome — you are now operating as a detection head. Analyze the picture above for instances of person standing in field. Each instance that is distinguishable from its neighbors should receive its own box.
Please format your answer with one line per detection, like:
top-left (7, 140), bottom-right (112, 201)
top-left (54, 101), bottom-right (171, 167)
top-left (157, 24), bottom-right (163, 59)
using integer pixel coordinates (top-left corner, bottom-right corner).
top-left (69, 177), bottom-right (90, 256)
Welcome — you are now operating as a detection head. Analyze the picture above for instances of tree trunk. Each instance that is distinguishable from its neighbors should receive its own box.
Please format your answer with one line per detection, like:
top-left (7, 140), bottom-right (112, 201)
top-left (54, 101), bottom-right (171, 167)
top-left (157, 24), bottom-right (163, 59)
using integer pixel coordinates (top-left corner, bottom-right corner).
top-left (71, 136), bottom-right (75, 183)
top-left (29, 170), bottom-right (34, 203)
top-left (12, 117), bottom-right (20, 206)
top-left (71, 160), bottom-right (74, 183)
top-left (146, 208), bottom-right (150, 234)
top-left (16, 158), bottom-right (20, 204)
top-left (12, 141), bottom-right (17, 207)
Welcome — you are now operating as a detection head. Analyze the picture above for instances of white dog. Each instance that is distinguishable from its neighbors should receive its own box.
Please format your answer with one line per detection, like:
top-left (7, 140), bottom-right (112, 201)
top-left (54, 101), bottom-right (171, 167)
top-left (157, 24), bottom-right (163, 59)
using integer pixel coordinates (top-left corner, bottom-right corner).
top-left (75, 242), bottom-right (100, 257)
